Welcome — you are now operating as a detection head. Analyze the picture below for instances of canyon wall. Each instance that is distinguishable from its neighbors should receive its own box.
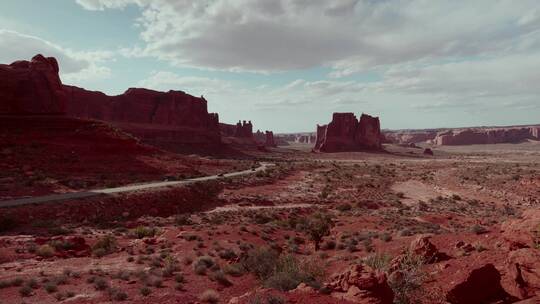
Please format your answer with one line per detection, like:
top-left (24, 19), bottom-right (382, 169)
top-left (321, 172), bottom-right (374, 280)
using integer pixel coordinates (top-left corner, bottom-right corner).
top-left (383, 130), bottom-right (438, 144)
top-left (64, 85), bottom-right (221, 149)
top-left (435, 127), bottom-right (540, 145)
top-left (0, 54), bottom-right (66, 114)
top-left (315, 113), bottom-right (382, 152)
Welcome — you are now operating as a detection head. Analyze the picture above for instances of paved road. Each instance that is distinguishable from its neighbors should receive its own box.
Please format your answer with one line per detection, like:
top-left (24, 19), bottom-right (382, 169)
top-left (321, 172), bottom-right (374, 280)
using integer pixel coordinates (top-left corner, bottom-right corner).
top-left (0, 162), bottom-right (274, 208)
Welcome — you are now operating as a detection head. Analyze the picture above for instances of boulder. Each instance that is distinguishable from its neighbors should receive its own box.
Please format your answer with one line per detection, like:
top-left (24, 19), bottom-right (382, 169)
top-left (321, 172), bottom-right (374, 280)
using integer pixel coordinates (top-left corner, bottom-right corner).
top-left (315, 113), bottom-right (383, 152)
top-left (505, 248), bottom-right (540, 299)
top-left (445, 264), bottom-right (511, 304)
top-left (325, 264), bottom-right (394, 304)
top-left (423, 148), bottom-right (434, 156)
top-left (501, 209), bottom-right (540, 249)
top-left (408, 235), bottom-right (440, 263)
top-left (0, 54), bottom-right (66, 114)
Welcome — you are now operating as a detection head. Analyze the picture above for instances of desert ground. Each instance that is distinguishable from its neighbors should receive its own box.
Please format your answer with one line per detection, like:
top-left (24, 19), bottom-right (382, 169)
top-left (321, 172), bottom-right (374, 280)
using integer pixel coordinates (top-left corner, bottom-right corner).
top-left (0, 142), bottom-right (539, 304)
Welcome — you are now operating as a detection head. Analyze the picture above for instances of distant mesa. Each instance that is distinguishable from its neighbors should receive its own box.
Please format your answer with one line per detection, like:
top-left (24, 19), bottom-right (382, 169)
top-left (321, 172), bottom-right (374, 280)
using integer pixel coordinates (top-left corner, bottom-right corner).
top-left (0, 54), bottom-right (66, 115)
top-left (314, 112), bottom-right (383, 152)
top-left (434, 127), bottom-right (540, 145)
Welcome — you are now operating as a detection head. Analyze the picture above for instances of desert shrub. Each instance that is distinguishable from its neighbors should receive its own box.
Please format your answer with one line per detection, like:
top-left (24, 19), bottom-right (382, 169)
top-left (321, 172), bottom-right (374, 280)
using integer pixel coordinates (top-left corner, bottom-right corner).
top-left (199, 289), bottom-right (220, 303)
top-left (223, 263), bottom-right (244, 277)
top-left (108, 288), bottom-right (128, 301)
top-left (264, 254), bottom-right (325, 291)
top-left (209, 270), bottom-right (232, 286)
top-left (140, 286), bottom-right (151, 296)
top-left (44, 282), bottom-right (58, 293)
top-left (321, 239), bottom-right (336, 250)
top-left (93, 277), bottom-right (109, 290)
top-left (175, 214), bottom-right (192, 226)
top-left (19, 285), bottom-right (33, 297)
top-left (241, 247), bottom-right (279, 279)
top-left (248, 294), bottom-right (286, 304)
top-left (163, 256), bottom-right (178, 277)
top-left (219, 248), bottom-right (237, 260)
top-left (336, 203), bottom-right (352, 212)
top-left (130, 226), bottom-right (157, 239)
top-left (364, 253), bottom-right (392, 272)
top-left (193, 256), bottom-right (215, 275)
top-left (301, 212), bottom-right (333, 251)
top-left (471, 224), bottom-right (488, 235)
top-left (92, 235), bottom-right (117, 257)
top-left (389, 251), bottom-right (427, 304)
top-left (37, 244), bottom-right (55, 258)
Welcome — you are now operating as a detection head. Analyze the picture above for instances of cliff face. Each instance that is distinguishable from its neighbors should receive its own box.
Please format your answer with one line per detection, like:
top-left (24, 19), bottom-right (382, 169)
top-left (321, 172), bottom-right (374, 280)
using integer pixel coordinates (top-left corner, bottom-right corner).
top-left (220, 120), bottom-right (253, 138)
top-left (315, 112), bottom-right (382, 152)
top-left (384, 131), bottom-right (438, 144)
top-left (0, 54), bottom-right (66, 114)
top-left (63, 85), bottom-right (221, 148)
top-left (254, 130), bottom-right (277, 147)
top-left (435, 127), bottom-right (540, 145)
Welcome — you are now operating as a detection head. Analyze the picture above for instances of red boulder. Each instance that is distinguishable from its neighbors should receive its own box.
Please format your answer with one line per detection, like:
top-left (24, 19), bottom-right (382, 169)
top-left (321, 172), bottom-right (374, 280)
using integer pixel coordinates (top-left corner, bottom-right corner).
top-left (325, 264), bottom-right (394, 304)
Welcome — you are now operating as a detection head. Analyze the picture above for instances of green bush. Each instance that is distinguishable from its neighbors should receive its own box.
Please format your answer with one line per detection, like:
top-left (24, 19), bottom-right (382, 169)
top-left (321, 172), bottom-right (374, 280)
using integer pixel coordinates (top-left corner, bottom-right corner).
top-left (130, 226), bottom-right (157, 239)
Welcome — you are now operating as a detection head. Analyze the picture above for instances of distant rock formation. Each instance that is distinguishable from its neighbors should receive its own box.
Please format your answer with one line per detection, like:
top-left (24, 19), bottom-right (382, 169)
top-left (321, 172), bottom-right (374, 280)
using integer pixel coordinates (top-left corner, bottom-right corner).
top-left (314, 113), bottom-right (382, 152)
top-left (384, 130), bottom-right (438, 145)
top-left (253, 130), bottom-right (276, 147)
top-left (64, 85), bottom-right (221, 149)
top-left (435, 126), bottom-right (540, 145)
top-left (0, 54), bottom-right (66, 114)
top-left (220, 120), bottom-right (253, 139)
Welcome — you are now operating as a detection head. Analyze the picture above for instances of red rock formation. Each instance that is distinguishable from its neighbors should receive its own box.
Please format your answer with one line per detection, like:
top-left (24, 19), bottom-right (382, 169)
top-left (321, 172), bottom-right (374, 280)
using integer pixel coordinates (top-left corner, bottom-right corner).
top-left (506, 248), bottom-right (540, 299)
top-left (435, 126), bottom-right (540, 145)
top-left (445, 264), bottom-right (510, 303)
top-left (0, 54), bottom-right (66, 114)
top-left (220, 120), bottom-right (253, 138)
top-left (315, 113), bottom-right (382, 152)
top-left (383, 130), bottom-right (438, 144)
top-left (325, 264), bottom-right (394, 304)
top-left (254, 130), bottom-right (277, 147)
top-left (423, 148), bottom-right (434, 156)
top-left (64, 85), bottom-right (221, 149)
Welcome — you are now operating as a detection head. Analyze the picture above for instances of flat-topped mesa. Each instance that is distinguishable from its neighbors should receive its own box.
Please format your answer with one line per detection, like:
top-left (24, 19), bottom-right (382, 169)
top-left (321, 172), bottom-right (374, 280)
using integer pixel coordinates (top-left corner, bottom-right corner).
top-left (0, 54), bottom-right (66, 114)
top-left (64, 86), bottom-right (219, 129)
top-left (315, 112), bottom-right (383, 152)
top-left (435, 126), bottom-right (540, 145)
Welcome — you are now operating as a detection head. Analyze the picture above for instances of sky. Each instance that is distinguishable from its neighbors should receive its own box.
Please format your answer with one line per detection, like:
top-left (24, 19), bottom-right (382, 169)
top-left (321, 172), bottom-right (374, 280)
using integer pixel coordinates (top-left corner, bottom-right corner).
top-left (0, 0), bottom-right (539, 133)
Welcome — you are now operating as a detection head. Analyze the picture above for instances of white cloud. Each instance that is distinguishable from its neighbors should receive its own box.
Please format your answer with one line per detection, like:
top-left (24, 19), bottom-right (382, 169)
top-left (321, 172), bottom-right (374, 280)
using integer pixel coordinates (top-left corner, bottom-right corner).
top-left (0, 30), bottom-right (112, 82)
top-left (76, 0), bottom-right (540, 76)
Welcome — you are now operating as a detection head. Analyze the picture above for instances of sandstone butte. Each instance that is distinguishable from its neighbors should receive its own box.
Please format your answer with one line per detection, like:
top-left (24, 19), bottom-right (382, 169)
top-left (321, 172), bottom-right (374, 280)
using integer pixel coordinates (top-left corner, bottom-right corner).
top-left (1, 54), bottom-right (284, 152)
top-left (314, 112), bottom-right (383, 152)
top-left (0, 54), bottom-right (67, 115)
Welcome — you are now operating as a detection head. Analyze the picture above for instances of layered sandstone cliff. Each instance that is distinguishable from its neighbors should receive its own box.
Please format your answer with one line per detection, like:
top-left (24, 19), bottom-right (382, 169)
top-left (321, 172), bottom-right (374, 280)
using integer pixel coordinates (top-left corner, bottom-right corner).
top-left (0, 54), bottom-right (66, 114)
top-left (64, 85), bottom-right (221, 149)
top-left (435, 126), bottom-right (540, 145)
top-left (314, 113), bottom-right (382, 152)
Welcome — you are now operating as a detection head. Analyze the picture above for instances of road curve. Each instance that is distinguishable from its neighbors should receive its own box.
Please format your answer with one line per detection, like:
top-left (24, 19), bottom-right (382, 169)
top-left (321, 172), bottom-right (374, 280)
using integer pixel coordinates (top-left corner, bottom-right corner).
top-left (0, 162), bottom-right (274, 208)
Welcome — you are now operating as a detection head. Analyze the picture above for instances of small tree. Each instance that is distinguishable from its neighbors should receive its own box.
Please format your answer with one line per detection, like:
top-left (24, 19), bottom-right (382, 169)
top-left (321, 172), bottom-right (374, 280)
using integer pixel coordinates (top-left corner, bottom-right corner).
top-left (303, 212), bottom-right (333, 251)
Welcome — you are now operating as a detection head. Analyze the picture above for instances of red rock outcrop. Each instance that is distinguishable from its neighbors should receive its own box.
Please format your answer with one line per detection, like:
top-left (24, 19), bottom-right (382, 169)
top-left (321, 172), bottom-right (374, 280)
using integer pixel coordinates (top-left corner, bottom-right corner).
top-left (220, 120), bottom-right (253, 138)
top-left (64, 85), bottom-right (221, 149)
top-left (445, 264), bottom-right (510, 303)
top-left (435, 126), bottom-right (540, 145)
top-left (325, 264), bottom-right (394, 304)
top-left (383, 130), bottom-right (438, 144)
top-left (315, 113), bottom-right (382, 152)
top-left (501, 209), bottom-right (540, 249)
top-left (505, 248), bottom-right (540, 299)
top-left (254, 130), bottom-right (277, 147)
top-left (0, 54), bottom-right (66, 114)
